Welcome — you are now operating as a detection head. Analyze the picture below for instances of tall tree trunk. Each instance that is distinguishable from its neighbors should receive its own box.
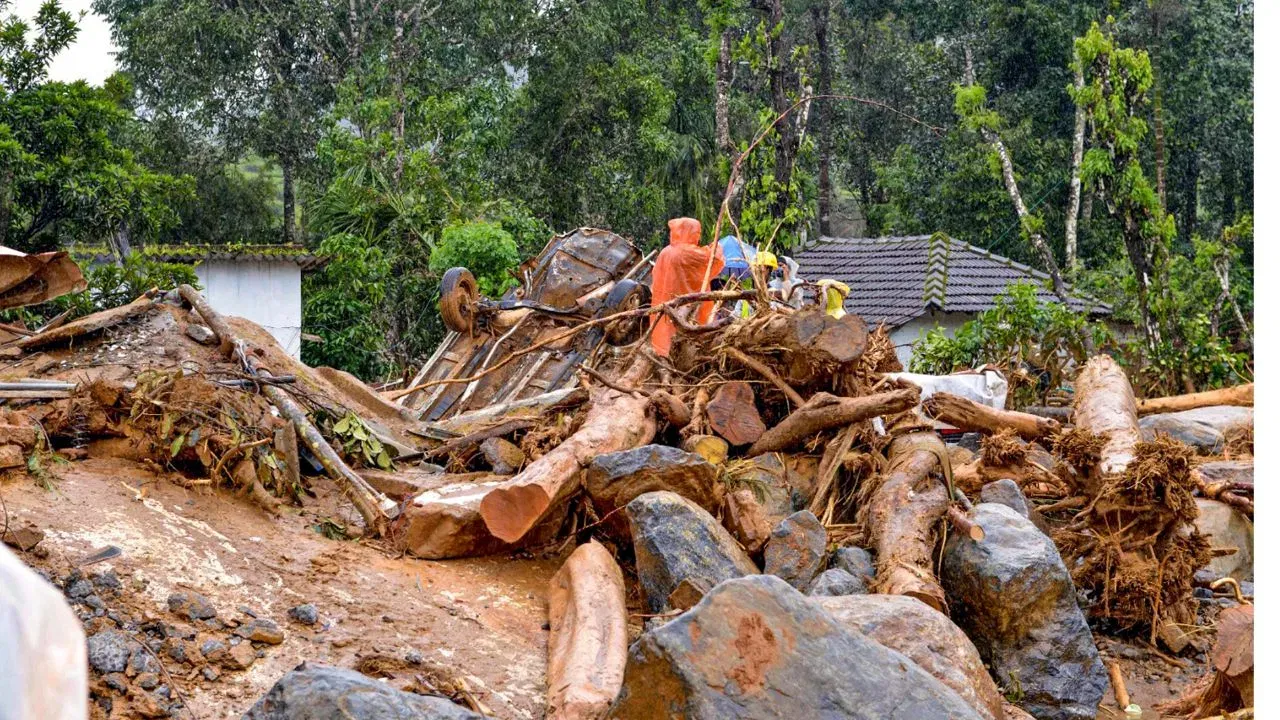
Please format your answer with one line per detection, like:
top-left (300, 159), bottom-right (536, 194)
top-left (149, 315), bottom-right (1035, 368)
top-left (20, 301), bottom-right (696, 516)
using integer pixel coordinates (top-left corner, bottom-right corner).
top-left (963, 47), bottom-right (1069, 302)
top-left (391, 8), bottom-right (408, 185)
top-left (715, 29), bottom-right (734, 156)
top-left (767, 0), bottom-right (796, 221)
top-left (1149, 16), bottom-right (1168, 207)
top-left (281, 158), bottom-right (297, 245)
top-left (1175, 148), bottom-right (1199, 244)
top-left (1064, 62), bottom-right (1087, 277)
top-left (812, 0), bottom-right (833, 237)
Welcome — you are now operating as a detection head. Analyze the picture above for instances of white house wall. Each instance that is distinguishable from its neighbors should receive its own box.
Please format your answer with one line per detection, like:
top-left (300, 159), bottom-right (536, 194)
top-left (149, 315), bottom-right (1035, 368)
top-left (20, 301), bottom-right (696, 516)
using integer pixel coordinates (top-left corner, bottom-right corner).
top-left (194, 260), bottom-right (303, 357)
top-left (887, 310), bottom-right (974, 370)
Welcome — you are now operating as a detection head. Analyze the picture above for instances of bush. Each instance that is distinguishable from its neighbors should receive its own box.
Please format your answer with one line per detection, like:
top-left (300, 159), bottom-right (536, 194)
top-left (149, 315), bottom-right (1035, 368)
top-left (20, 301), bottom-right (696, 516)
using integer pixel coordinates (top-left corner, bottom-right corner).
top-left (428, 221), bottom-right (520, 297)
top-left (301, 233), bottom-right (393, 380)
top-left (909, 283), bottom-right (1114, 407)
top-left (62, 254), bottom-right (199, 317)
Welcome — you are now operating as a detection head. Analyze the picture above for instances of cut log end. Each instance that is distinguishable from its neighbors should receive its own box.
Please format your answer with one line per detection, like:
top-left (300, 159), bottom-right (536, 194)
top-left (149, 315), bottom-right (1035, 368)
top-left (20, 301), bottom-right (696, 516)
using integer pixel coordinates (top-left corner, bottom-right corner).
top-left (479, 484), bottom-right (554, 544)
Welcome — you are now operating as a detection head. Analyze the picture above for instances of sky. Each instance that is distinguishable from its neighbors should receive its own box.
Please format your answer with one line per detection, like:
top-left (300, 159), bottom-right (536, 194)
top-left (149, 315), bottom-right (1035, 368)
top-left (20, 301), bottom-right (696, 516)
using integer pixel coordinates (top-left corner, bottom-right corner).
top-left (12, 0), bottom-right (118, 86)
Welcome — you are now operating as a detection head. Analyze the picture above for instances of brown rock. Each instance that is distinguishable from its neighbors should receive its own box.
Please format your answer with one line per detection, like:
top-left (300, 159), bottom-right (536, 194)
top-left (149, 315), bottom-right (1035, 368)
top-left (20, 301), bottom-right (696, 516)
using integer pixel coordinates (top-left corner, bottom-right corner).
top-left (2, 522), bottom-right (43, 551)
top-left (222, 642), bottom-right (257, 670)
top-left (680, 435), bottom-right (728, 466)
top-left (666, 577), bottom-right (713, 612)
top-left (234, 618), bottom-right (285, 645)
top-left (0, 443), bottom-right (25, 469)
top-left (706, 381), bottom-right (765, 445)
top-left (721, 454), bottom-right (812, 554)
top-left (480, 437), bottom-right (525, 475)
top-left (816, 594), bottom-right (1005, 720)
top-left (0, 423), bottom-right (37, 449)
top-left (397, 476), bottom-right (565, 559)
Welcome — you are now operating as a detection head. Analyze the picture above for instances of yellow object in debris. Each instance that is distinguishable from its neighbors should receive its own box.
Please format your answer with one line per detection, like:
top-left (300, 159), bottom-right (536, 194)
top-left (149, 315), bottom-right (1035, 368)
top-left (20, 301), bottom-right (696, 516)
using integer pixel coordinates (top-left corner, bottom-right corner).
top-left (753, 251), bottom-right (778, 270)
top-left (816, 279), bottom-right (850, 319)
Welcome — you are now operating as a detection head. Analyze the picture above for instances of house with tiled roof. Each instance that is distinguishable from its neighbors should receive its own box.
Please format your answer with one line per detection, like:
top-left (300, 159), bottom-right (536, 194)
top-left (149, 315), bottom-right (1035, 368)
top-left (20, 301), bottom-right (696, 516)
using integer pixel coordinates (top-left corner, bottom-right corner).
top-left (790, 233), bottom-right (1110, 367)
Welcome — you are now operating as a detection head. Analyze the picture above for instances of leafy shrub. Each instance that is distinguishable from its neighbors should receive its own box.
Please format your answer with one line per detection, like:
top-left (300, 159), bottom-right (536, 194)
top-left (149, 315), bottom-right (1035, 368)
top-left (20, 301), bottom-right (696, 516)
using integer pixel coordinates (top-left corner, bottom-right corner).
top-left (301, 233), bottom-right (392, 379)
top-left (428, 221), bottom-right (521, 297)
top-left (61, 253), bottom-right (199, 317)
top-left (909, 283), bottom-right (1114, 407)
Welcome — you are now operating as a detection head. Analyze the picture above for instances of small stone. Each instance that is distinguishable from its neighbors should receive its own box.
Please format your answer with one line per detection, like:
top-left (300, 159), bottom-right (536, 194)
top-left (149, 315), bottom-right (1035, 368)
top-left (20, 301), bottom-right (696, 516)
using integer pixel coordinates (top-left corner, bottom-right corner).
top-left (104, 673), bottom-right (129, 694)
top-left (405, 649), bottom-right (424, 665)
top-left (831, 546), bottom-right (876, 580)
top-left (167, 592), bottom-right (217, 621)
top-left (137, 673), bottom-right (160, 691)
top-left (222, 642), bottom-right (257, 670)
top-left (200, 638), bottom-right (227, 660)
top-left (288, 604), bottom-right (318, 625)
top-left (165, 642), bottom-right (186, 664)
top-left (185, 324), bottom-right (217, 345)
top-left (84, 595), bottom-right (107, 611)
top-left (234, 618), bottom-right (285, 645)
top-left (763, 510), bottom-right (827, 592)
top-left (237, 605), bottom-right (258, 618)
top-left (92, 570), bottom-right (123, 593)
top-left (202, 667), bottom-right (221, 681)
top-left (129, 648), bottom-right (160, 675)
top-left (87, 630), bottom-right (140, 674)
top-left (979, 479), bottom-right (1031, 518)
top-left (0, 443), bottom-right (25, 469)
top-left (66, 578), bottom-right (95, 599)
top-left (807, 568), bottom-right (868, 597)
top-left (479, 437), bottom-right (525, 475)
top-left (626, 491), bottom-right (758, 613)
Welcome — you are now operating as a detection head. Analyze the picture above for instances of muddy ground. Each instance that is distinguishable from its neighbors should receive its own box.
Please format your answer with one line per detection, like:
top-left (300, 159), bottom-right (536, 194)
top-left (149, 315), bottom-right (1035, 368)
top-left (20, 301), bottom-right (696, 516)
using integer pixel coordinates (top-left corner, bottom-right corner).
top-left (2, 454), bottom-right (1215, 719)
top-left (3, 457), bottom-right (556, 719)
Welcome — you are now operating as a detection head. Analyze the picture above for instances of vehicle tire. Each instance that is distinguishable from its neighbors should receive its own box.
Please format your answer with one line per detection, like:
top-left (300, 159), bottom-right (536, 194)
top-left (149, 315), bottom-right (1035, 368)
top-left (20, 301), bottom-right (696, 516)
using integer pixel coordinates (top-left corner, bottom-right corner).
top-left (439, 267), bottom-right (479, 333)
top-left (601, 279), bottom-right (651, 345)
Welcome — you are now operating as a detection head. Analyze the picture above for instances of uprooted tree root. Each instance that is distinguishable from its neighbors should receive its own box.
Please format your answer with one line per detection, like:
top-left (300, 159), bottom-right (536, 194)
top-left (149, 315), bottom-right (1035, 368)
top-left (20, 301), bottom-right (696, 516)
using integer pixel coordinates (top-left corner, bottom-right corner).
top-left (1055, 437), bottom-right (1212, 632)
top-left (34, 372), bottom-right (342, 513)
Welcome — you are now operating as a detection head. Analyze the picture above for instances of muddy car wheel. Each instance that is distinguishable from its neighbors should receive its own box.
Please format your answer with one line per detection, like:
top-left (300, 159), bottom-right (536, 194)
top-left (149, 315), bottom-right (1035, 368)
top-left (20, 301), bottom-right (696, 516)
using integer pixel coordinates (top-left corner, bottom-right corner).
top-left (440, 267), bottom-right (480, 333)
top-left (601, 279), bottom-right (651, 345)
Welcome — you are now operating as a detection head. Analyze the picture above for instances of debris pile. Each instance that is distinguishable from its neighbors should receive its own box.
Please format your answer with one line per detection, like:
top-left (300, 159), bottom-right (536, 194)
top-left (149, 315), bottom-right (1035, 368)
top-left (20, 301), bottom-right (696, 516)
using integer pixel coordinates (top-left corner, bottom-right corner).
top-left (0, 234), bottom-right (1254, 719)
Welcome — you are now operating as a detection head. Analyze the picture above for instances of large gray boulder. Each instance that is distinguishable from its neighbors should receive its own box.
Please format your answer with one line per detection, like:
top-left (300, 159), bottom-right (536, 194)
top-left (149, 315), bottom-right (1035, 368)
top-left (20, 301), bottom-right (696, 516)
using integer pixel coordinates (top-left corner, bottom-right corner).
top-left (762, 510), bottom-right (826, 592)
top-left (1139, 406), bottom-right (1253, 453)
top-left (1197, 460), bottom-right (1253, 488)
top-left (242, 664), bottom-right (482, 719)
top-left (942, 503), bottom-right (1107, 720)
top-left (608, 575), bottom-right (983, 720)
top-left (815, 594), bottom-right (1004, 720)
top-left (626, 491), bottom-right (758, 613)
top-left (807, 568), bottom-right (867, 597)
top-left (1195, 498), bottom-right (1253, 581)
top-left (586, 445), bottom-right (720, 516)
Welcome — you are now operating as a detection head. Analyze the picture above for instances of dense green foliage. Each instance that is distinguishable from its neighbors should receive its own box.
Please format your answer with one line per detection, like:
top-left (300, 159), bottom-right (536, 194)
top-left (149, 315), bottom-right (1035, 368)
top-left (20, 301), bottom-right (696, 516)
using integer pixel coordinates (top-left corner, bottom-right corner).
top-left (1, 0), bottom-right (1251, 384)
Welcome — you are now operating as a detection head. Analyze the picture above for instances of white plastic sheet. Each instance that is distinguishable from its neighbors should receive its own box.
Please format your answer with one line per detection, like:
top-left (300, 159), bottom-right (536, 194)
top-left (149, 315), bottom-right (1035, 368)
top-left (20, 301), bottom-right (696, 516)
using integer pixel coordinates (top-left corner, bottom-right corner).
top-left (884, 366), bottom-right (1009, 411)
top-left (0, 544), bottom-right (87, 720)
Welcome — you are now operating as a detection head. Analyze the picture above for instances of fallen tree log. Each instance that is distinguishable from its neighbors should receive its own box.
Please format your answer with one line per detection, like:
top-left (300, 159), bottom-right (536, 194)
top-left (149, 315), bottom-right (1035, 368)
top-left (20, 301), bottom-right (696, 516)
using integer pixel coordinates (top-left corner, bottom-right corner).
top-left (546, 541), bottom-right (628, 720)
top-left (722, 305), bottom-right (869, 387)
top-left (18, 292), bottom-right (158, 350)
top-left (863, 430), bottom-right (950, 612)
top-left (480, 358), bottom-right (656, 543)
top-left (1137, 383), bottom-right (1253, 416)
top-left (922, 391), bottom-right (1060, 441)
top-left (179, 284), bottom-right (397, 537)
top-left (747, 387), bottom-right (919, 457)
top-left (1073, 355), bottom-right (1141, 482)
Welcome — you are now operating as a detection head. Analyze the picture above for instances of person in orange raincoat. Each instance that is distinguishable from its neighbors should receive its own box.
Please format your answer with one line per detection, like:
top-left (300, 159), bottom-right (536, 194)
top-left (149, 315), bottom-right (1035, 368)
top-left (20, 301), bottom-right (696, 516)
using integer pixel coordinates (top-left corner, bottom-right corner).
top-left (649, 217), bottom-right (725, 357)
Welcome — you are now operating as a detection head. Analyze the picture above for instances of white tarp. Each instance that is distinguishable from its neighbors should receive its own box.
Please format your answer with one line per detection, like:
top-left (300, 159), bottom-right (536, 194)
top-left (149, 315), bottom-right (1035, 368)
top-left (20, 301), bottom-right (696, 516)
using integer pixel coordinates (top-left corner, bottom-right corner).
top-left (0, 544), bottom-right (87, 720)
top-left (884, 366), bottom-right (1009, 411)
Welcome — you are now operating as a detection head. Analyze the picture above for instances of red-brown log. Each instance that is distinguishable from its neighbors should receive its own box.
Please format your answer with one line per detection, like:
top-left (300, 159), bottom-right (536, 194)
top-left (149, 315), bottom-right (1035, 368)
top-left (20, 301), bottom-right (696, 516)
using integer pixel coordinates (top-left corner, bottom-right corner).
top-left (480, 359), bottom-right (655, 543)
top-left (546, 541), bottom-right (628, 720)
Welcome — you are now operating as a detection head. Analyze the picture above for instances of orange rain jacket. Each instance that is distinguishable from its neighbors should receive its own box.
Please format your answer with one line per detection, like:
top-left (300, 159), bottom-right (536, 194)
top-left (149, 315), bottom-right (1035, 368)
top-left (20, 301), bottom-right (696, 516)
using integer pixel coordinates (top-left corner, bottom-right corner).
top-left (649, 217), bottom-right (725, 357)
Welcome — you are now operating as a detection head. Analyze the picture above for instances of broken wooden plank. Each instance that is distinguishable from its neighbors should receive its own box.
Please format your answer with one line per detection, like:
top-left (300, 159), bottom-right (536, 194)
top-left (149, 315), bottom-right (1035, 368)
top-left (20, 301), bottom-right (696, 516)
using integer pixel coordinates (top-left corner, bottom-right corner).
top-left (17, 293), bottom-right (158, 350)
